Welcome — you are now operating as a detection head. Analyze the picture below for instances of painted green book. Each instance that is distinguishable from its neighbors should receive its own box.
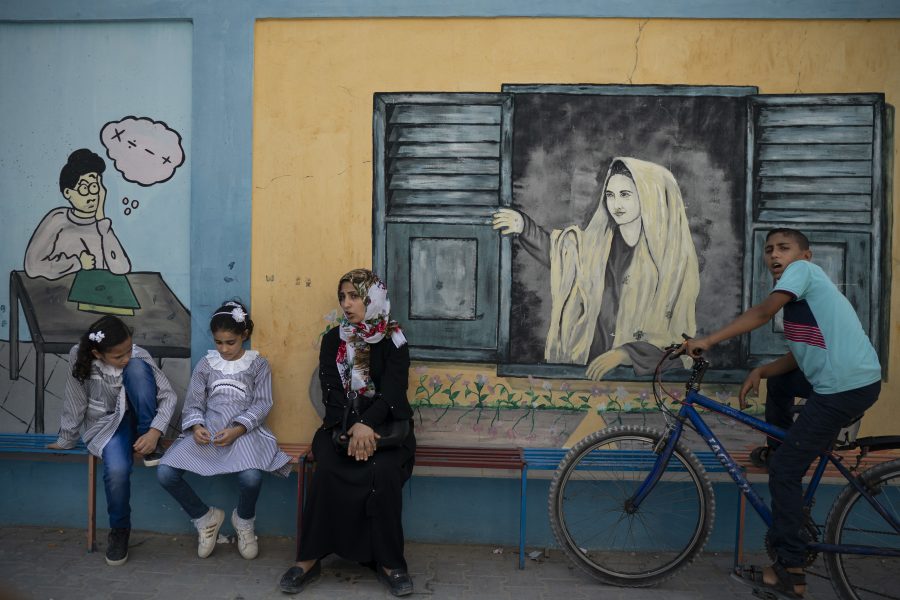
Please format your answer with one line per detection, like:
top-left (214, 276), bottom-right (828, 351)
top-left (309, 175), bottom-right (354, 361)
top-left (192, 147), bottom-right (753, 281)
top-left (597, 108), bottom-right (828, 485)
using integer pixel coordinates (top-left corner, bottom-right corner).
top-left (67, 270), bottom-right (141, 316)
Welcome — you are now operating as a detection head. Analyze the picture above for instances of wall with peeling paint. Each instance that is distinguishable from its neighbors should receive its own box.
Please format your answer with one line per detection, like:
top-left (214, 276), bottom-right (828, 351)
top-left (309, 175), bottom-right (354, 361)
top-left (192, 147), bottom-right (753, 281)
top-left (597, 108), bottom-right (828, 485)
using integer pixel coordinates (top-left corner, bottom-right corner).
top-left (252, 18), bottom-right (900, 443)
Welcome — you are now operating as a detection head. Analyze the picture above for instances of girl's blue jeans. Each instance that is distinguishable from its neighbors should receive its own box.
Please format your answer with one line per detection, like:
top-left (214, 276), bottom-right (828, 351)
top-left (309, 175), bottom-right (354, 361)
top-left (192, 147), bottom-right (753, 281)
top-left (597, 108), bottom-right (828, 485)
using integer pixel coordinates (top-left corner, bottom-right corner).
top-left (101, 359), bottom-right (159, 529)
top-left (157, 465), bottom-right (263, 520)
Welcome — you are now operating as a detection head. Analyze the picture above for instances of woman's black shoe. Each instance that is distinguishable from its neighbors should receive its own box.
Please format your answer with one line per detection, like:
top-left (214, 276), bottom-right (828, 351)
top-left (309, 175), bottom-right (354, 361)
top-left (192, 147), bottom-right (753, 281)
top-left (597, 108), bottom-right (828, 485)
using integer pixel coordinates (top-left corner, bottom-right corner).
top-left (279, 561), bottom-right (321, 594)
top-left (377, 568), bottom-right (414, 597)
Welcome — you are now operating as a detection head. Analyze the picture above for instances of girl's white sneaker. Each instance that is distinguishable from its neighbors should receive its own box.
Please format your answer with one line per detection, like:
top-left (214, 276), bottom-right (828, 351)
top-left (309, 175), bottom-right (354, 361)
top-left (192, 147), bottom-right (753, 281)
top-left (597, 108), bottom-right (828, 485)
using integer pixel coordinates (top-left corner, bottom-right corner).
top-left (194, 507), bottom-right (224, 558)
top-left (231, 509), bottom-right (258, 560)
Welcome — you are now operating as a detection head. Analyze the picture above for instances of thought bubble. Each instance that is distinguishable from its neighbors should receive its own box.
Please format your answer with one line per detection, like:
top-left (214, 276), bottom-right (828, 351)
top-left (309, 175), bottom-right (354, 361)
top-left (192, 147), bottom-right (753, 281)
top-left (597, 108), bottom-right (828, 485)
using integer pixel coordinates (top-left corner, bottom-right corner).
top-left (100, 116), bottom-right (185, 186)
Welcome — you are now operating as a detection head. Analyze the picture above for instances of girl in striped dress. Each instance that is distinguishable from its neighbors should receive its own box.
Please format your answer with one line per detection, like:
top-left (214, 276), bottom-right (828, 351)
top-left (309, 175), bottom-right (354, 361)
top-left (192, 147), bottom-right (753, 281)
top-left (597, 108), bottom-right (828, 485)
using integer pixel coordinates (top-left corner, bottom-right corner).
top-left (158, 301), bottom-right (291, 560)
top-left (48, 315), bottom-right (178, 566)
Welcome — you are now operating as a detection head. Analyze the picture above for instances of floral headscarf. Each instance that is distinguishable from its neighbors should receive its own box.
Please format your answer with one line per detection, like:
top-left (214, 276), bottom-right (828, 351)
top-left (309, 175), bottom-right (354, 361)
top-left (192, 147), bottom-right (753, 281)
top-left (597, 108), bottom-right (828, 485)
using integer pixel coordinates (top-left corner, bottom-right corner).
top-left (336, 269), bottom-right (407, 397)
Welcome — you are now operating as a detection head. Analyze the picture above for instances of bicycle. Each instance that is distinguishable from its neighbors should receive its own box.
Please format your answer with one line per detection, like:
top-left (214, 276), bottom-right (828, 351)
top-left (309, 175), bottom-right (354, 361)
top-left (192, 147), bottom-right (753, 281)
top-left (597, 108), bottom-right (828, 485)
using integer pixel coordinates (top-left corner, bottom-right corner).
top-left (548, 346), bottom-right (900, 599)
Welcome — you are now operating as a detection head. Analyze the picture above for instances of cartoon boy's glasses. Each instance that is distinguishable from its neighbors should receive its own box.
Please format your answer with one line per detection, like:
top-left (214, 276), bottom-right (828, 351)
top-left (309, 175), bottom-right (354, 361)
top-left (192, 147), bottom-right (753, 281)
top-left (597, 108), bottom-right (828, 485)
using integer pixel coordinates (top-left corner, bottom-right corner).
top-left (74, 182), bottom-right (100, 196)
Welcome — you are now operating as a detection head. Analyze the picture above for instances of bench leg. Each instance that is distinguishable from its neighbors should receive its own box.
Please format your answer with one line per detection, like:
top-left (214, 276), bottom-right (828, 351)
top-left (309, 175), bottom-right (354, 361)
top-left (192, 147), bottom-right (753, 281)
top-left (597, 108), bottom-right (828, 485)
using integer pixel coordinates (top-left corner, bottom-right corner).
top-left (295, 457), bottom-right (305, 562)
top-left (733, 490), bottom-right (746, 572)
top-left (88, 454), bottom-right (97, 553)
top-left (519, 465), bottom-right (527, 570)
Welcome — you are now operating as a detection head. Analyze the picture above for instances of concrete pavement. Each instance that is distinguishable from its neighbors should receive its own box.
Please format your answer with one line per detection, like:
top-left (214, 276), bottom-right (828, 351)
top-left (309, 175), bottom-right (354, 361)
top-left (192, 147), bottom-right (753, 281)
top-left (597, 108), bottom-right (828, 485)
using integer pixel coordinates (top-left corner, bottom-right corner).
top-left (0, 525), bottom-right (845, 599)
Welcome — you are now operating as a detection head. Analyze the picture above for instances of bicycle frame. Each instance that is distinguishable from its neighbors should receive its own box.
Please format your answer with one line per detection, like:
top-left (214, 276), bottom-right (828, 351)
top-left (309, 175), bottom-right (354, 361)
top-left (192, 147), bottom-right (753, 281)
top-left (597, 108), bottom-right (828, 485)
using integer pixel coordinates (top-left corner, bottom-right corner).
top-left (631, 386), bottom-right (900, 558)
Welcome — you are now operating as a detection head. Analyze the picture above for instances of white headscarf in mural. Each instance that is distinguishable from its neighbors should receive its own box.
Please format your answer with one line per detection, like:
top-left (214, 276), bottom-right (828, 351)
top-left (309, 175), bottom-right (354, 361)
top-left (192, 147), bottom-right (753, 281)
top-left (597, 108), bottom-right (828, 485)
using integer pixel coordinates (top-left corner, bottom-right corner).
top-left (545, 157), bottom-right (699, 364)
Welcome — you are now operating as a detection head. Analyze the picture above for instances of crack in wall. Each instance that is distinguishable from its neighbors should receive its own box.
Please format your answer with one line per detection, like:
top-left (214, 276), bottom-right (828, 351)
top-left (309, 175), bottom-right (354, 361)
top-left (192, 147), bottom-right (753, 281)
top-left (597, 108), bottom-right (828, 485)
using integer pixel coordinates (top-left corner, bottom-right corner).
top-left (627, 19), bottom-right (649, 85)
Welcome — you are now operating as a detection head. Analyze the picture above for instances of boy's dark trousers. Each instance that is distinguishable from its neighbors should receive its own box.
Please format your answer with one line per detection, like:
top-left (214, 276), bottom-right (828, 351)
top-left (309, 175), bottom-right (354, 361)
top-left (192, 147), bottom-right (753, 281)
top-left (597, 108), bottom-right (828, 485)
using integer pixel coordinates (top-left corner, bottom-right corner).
top-left (764, 369), bottom-right (814, 451)
top-left (766, 371), bottom-right (880, 567)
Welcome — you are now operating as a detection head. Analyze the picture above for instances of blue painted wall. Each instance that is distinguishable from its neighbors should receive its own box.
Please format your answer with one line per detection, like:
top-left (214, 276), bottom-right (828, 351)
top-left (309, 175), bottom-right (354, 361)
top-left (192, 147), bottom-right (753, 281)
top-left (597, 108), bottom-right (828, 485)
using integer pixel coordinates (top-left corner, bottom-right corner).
top-left (0, 21), bottom-right (192, 342)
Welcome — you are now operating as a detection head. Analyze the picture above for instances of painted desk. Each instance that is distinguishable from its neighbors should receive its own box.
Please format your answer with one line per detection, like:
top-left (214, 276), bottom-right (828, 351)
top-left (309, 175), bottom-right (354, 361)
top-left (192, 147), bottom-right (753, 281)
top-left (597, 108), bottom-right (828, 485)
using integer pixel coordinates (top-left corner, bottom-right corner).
top-left (8, 270), bottom-right (190, 433)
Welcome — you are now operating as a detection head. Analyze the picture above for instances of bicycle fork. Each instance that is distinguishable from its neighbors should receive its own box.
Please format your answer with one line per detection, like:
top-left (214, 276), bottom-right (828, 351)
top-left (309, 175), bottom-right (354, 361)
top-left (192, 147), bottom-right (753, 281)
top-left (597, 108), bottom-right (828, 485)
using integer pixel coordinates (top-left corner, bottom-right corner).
top-left (627, 418), bottom-right (687, 512)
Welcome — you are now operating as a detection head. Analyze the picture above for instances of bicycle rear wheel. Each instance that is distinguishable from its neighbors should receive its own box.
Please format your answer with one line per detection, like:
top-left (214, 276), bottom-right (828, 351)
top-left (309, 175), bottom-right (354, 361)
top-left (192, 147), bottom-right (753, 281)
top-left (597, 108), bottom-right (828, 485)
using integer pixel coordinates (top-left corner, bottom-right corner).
top-left (548, 425), bottom-right (715, 587)
top-left (824, 458), bottom-right (900, 600)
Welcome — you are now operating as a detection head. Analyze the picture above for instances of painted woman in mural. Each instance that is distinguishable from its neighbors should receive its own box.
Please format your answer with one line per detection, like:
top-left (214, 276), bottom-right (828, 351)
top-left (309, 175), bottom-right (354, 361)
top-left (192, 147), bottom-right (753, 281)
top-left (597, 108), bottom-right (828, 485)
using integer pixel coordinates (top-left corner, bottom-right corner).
top-left (24, 148), bottom-right (131, 280)
top-left (493, 157), bottom-right (700, 379)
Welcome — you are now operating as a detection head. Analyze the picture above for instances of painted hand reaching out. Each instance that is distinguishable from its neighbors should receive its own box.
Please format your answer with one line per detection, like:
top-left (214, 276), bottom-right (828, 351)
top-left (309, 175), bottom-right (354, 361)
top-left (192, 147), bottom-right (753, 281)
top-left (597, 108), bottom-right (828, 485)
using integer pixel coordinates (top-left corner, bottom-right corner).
top-left (492, 208), bottom-right (524, 235)
top-left (585, 348), bottom-right (628, 381)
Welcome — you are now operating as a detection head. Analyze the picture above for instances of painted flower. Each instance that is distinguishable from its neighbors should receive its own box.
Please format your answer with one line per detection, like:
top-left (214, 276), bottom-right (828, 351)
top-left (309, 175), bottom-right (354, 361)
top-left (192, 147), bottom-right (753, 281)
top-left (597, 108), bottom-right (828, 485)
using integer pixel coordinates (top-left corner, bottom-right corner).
top-left (542, 381), bottom-right (553, 392)
top-left (475, 374), bottom-right (489, 386)
top-left (414, 366), bottom-right (428, 375)
top-left (430, 376), bottom-right (441, 388)
top-left (560, 382), bottom-right (571, 392)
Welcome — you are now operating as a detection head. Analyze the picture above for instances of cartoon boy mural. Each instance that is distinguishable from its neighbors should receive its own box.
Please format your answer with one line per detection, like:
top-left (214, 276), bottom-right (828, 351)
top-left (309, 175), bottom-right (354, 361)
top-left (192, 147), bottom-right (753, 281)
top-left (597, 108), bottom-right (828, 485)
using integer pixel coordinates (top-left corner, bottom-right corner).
top-left (24, 148), bottom-right (131, 280)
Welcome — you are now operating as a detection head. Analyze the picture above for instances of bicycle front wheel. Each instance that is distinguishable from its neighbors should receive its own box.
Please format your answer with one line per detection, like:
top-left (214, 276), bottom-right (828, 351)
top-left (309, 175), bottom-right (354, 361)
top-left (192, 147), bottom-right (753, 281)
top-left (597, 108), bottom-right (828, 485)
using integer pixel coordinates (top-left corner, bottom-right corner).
top-left (824, 458), bottom-right (900, 600)
top-left (548, 425), bottom-right (715, 587)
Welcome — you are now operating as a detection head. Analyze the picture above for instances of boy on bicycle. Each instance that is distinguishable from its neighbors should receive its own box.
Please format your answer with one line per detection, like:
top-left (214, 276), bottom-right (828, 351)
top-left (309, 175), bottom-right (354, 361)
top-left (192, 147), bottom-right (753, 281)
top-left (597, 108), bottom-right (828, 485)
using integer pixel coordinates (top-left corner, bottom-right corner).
top-left (683, 227), bottom-right (881, 599)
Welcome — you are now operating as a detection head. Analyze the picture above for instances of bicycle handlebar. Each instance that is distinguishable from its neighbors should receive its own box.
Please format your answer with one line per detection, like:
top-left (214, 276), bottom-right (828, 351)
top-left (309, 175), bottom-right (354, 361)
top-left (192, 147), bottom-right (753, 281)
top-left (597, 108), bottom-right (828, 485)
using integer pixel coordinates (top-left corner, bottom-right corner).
top-left (658, 344), bottom-right (710, 392)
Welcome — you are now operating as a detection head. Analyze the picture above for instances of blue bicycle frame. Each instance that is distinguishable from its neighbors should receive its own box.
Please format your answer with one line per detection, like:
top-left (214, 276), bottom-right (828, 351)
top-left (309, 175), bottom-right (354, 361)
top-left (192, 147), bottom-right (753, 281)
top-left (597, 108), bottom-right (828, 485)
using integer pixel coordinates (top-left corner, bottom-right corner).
top-left (631, 387), bottom-right (900, 559)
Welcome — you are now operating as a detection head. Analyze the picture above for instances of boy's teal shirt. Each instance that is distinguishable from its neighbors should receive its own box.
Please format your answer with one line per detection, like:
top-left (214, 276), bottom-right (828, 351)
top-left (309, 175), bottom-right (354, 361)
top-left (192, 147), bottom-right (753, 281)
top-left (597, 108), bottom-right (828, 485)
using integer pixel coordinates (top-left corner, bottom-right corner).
top-left (772, 260), bottom-right (881, 395)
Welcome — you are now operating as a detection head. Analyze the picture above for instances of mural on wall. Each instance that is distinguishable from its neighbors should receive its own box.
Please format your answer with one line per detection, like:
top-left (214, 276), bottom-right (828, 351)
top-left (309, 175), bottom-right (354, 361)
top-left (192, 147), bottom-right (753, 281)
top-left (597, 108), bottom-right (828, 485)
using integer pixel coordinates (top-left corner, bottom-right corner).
top-left (493, 157), bottom-right (699, 380)
top-left (1, 21), bottom-right (193, 436)
top-left (372, 85), bottom-right (889, 448)
top-left (10, 121), bottom-right (191, 434)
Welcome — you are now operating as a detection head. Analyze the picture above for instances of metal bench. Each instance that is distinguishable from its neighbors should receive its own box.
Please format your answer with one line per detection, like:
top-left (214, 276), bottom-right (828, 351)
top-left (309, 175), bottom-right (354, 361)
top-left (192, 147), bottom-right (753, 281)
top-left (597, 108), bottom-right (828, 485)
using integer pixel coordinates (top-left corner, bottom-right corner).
top-left (85, 441), bottom-right (312, 555)
top-left (0, 433), bottom-right (93, 548)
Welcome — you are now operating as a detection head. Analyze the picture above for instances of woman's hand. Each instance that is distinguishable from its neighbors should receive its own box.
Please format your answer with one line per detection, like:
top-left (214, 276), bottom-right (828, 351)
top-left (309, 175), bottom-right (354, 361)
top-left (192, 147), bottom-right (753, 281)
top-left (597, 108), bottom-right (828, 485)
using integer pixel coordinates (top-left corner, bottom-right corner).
top-left (585, 348), bottom-right (628, 381)
top-left (133, 428), bottom-right (162, 455)
top-left (491, 208), bottom-right (525, 235)
top-left (192, 425), bottom-right (212, 445)
top-left (347, 422), bottom-right (380, 461)
top-left (739, 367), bottom-right (764, 409)
top-left (213, 424), bottom-right (247, 447)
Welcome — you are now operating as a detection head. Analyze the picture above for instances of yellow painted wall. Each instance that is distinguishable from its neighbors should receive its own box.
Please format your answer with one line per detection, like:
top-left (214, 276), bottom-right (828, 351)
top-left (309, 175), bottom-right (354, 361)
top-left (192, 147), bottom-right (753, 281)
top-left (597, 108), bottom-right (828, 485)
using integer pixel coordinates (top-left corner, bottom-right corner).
top-left (252, 18), bottom-right (900, 442)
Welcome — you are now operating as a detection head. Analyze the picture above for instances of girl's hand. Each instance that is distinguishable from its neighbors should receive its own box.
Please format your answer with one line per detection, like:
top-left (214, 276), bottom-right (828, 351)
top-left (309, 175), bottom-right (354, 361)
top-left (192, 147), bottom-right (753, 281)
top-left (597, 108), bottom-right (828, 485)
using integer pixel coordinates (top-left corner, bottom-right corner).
top-left (133, 428), bottom-right (162, 455)
top-left (347, 422), bottom-right (380, 461)
top-left (46, 442), bottom-right (65, 450)
top-left (192, 425), bottom-right (212, 445)
top-left (213, 425), bottom-right (247, 447)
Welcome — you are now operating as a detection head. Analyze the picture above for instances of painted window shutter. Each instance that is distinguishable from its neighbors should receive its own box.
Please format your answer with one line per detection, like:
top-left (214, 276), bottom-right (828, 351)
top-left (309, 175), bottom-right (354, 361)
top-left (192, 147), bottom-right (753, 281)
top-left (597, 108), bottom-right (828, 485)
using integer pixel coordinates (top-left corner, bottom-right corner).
top-left (373, 94), bottom-right (513, 361)
top-left (744, 94), bottom-right (887, 361)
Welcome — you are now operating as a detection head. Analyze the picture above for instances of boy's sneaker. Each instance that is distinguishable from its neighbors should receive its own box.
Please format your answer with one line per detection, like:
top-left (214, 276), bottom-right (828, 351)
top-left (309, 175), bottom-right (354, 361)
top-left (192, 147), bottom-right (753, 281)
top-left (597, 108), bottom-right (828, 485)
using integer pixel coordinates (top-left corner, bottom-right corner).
top-left (143, 443), bottom-right (166, 467)
top-left (105, 527), bottom-right (130, 566)
top-left (231, 509), bottom-right (258, 560)
top-left (194, 507), bottom-right (224, 558)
